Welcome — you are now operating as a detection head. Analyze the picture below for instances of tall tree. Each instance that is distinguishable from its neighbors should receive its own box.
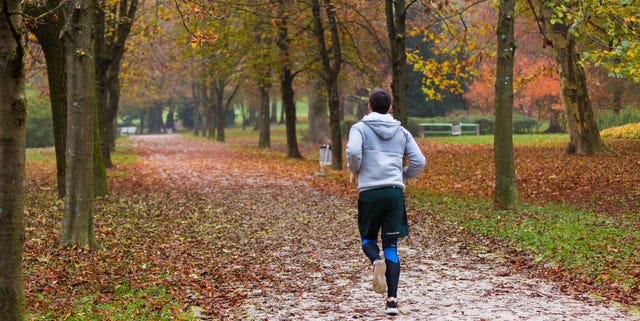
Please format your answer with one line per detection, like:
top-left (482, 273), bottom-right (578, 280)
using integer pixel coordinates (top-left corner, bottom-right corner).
top-left (311, 0), bottom-right (343, 169)
top-left (95, 0), bottom-right (138, 168)
top-left (0, 0), bottom-right (26, 317)
top-left (493, 0), bottom-right (517, 210)
top-left (276, 0), bottom-right (302, 158)
top-left (385, 0), bottom-right (414, 126)
top-left (59, 0), bottom-right (100, 249)
top-left (530, 0), bottom-right (609, 155)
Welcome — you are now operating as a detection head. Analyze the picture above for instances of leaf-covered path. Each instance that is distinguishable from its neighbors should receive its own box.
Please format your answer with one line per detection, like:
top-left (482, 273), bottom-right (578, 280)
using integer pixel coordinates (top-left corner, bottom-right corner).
top-left (129, 134), bottom-right (634, 320)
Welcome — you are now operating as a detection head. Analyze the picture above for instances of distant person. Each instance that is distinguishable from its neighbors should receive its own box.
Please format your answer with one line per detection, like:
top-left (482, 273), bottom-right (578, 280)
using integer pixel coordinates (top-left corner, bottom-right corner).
top-left (345, 88), bottom-right (426, 315)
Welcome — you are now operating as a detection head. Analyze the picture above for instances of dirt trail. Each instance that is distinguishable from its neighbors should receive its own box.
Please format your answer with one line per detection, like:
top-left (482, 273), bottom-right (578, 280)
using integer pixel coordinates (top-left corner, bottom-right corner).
top-left (130, 135), bottom-right (637, 321)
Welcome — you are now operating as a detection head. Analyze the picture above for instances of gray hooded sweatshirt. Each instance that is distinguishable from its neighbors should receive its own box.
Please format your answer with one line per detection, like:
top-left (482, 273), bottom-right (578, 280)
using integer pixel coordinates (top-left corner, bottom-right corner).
top-left (346, 112), bottom-right (426, 192)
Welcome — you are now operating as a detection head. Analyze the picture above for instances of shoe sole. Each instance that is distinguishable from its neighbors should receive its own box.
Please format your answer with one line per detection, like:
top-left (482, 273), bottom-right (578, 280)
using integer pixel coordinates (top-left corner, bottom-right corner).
top-left (372, 260), bottom-right (387, 294)
top-left (384, 307), bottom-right (399, 315)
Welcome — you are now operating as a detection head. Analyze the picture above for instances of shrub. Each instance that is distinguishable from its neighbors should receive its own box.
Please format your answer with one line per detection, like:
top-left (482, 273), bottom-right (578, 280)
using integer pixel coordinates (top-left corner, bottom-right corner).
top-left (597, 108), bottom-right (640, 130)
top-left (600, 123), bottom-right (640, 139)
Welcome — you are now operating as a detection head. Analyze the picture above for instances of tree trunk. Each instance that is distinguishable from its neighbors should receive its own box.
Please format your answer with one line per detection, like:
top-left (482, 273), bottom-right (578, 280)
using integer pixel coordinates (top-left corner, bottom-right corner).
top-left (59, 0), bottom-right (99, 249)
top-left (214, 79), bottom-right (225, 142)
top-left (327, 81), bottom-right (343, 169)
top-left (493, 0), bottom-right (517, 210)
top-left (279, 101), bottom-right (285, 124)
top-left (27, 2), bottom-right (67, 198)
top-left (148, 103), bottom-right (165, 133)
top-left (311, 0), bottom-right (343, 169)
top-left (93, 102), bottom-right (108, 197)
top-left (166, 106), bottom-right (175, 130)
top-left (277, 0), bottom-right (302, 158)
top-left (555, 38), bottom-right (608, 154)
top-left (535, 0), bottom-right (609, 155)
top-left (281, 70), bottom-right (302, 158)
top-left (545, 109), bottom-right (564, 133)
top-left (271, 99), bottom-right (278, 123)
top-left (139, 108), bottom-right (146, 134)
top-left (0, 2), bottom-right (27, 317)
top-left (258, 84), bottom-right (271, 149)
top-left (105, 61), bottom-right (121, 147)
top-left (307, 78), bottom-right (329, 144)
top-left (385, 0), bottom-right (409, 126)
top-left (95, 7), bottom-right (111, 167)
top-left (192, 82), bottom-right (200, 136)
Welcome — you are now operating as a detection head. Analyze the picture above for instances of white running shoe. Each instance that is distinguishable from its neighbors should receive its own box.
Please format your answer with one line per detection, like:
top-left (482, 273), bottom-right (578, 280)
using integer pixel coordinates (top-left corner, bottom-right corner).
top-left (372, 259), bottom-right (387, 294)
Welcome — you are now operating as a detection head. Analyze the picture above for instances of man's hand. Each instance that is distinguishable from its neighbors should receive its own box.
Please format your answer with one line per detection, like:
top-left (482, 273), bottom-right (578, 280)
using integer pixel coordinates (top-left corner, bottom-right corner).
top-left (350, 172), bottom-right (355, 184)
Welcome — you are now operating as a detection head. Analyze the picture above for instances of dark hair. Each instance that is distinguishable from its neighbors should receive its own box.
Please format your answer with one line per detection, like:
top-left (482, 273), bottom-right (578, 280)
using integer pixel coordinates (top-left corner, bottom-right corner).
top-left (369, 88), bottom-right (392, 114)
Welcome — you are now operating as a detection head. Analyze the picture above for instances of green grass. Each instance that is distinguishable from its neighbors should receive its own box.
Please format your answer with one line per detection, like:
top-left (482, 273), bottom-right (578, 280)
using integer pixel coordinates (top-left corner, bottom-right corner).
top-left (28, 284), bottom-right (194, 321)
top-left (25, 139), bottom-right (137, 167)
top-left (26, 148), bottom-right (57, 164)
top-left (409, 190), bottom-right (640, 293)
top-left (422, 133), bottom-right (569, 146)
top-left (112, 143), bottom-right (138, 166)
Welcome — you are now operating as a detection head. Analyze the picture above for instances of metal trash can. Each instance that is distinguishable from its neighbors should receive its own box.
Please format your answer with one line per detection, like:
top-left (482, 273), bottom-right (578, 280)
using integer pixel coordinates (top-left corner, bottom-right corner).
top-left (318, 144), bottom-right (332, 175)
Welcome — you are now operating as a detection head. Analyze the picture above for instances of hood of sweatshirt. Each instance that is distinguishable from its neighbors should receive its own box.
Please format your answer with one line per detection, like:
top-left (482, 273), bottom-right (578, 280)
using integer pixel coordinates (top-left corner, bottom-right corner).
top-left (362, 112), bottom-right (401, 140)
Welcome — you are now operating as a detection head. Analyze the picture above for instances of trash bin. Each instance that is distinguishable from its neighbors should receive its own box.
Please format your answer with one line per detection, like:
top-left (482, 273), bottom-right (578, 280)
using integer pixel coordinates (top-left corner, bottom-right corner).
top-left (451, 122), bottom-right (461, 136)
top-left (318, 144), bottom-right (332, 175)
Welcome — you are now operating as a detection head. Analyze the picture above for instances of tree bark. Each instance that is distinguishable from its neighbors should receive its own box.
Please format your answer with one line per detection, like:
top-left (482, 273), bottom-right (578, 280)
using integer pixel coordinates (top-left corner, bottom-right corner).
top-left (0, 1), bottom-right (27, 316)
top-left (166, 106), bottom-right (175, 130)
top-left (93, 102), bottom-right (107, 197)
top-left (545, 109), bottom-right (564, 133)
top-left (192, 82), bottom-right (200, 136)
top-left (271, 99), bottom-right (278, 123)
top-left (214, 79), bottom-right (226, 142)
top-left (59, 0), bottom-right (99, 249)
top-left (535, 0), bottom-right (609, 155)
top-left (385, 0), bottom-right (409, 126)
top-left (306, 78), bottom-right (329, 144)
top-left (493, 0), bottom-right (517, 210)
top-left (148, 103), bottom-right (165, 133)
top-left (258, 83), bottom-right (271, 149)
top-left (277, 0), bottom-right (302, 158)
top-left (26, 2), bottom-right (68, 198)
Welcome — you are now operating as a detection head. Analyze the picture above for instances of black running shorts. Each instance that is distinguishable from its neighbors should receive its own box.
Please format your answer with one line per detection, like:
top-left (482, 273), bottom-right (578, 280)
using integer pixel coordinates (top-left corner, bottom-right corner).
top-left (357, 186), bottom-right (408, 241)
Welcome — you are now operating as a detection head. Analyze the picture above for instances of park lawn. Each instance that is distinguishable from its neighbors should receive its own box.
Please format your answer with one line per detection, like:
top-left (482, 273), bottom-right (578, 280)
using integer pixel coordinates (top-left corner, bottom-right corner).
top-left (424, 133), bottom-right (569, 147)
